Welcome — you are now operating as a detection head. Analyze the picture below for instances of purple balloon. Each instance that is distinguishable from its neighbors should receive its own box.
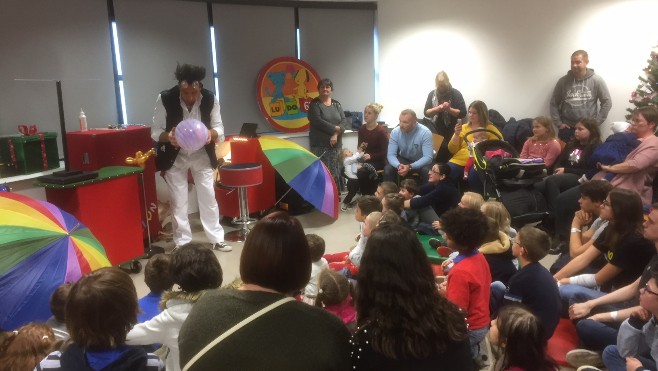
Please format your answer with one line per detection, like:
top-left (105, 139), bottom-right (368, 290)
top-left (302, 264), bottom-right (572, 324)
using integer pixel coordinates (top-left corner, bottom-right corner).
top-left (176, 119), bottom-right (209, 151)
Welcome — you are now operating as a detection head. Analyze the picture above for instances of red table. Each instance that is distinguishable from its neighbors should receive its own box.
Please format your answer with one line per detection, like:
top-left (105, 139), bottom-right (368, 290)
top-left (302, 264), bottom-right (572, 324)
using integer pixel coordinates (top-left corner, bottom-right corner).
top-left (66, 127), bottom-right (159, 241)
top-left (37, 166), bottom-right (144, 266)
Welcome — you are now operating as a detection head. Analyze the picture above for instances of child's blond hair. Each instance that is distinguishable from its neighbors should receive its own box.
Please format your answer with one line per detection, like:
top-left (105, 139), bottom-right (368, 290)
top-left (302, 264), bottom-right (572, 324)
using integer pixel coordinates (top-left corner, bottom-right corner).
top-left (481, 201), bottom-right (512, 234)
top-left (460, 192), bottom-right (484, 210)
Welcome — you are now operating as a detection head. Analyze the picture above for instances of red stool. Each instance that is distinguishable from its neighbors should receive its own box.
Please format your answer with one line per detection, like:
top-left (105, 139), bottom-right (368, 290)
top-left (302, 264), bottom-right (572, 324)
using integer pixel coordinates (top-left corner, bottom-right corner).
top-left (219, 163), bottom-right (263, 242)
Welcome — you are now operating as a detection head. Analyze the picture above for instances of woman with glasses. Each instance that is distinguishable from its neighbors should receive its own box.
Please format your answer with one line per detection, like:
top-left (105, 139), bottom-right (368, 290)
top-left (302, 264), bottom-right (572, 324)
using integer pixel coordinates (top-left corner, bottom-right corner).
top-left (553, 189), bottom-right (655, 356)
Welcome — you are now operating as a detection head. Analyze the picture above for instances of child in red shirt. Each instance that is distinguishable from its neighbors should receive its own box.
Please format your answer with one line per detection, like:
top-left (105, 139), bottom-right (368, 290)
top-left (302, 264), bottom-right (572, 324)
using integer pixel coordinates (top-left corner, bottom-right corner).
top-left (439, 207), bottom-right (492, 359)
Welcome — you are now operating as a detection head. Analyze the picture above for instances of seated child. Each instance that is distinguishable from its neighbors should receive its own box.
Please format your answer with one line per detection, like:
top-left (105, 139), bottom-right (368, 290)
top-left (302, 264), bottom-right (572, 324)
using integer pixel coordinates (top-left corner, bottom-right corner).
top-left (341, 143), bottom-right (368, 211)
top-left (398, 178), bottom-right (421, 229)
top-left (303, 234), bottom-right (329, 304)
top-left (377, 209), bottom-right (402, 226)
top-left (438, 207), bottom-right (491, 358)
top-left (324, 197), bottom-right (382, 276)
top-left (0, 323), bottom-right (60, 371)
top-left (520, 116), bottom-right (562, 169)
top-left (138, 253), bottom-right (173, 323)
top-left (315, 269), bottom-right (357, 333)
top-left (374, 181), bottom-right (399, 201)
top-left (481, 200), bottom-right (517, 238)
top-left (490, 304), bottom-right (558, 371)
top-left (490, 226), bottom-right (561, 340)
top-left (599, 266), bottom-right (658, 371)
top-left (36, 268), bottom-right (164, 370)
top-left (126, 243), bottom-right (223, 371)
top-left (480, 217), bottom-right (517, 286)
top-left (45, 283), bottom-right (72, 341)
top-left (464, 131), bottom-right (488, 179)
top-left (432, 192), bottom-right (484, 233)
top-left (382, 193), bottom-right (415, 230)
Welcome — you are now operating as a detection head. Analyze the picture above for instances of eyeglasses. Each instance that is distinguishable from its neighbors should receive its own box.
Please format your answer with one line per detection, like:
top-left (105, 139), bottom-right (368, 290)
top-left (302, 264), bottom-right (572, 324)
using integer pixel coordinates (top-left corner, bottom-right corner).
top-left (430, 170), bottom-right (441, 175)
top-left (601, 199), bottom-right (611, 207)
top-left (641, 283), bottom-right (658, 297)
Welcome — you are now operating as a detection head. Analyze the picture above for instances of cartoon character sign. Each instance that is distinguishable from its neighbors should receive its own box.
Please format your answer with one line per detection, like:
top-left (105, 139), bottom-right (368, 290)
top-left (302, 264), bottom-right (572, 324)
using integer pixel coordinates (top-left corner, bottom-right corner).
top-left (257, 57), bottom-right (321, 133)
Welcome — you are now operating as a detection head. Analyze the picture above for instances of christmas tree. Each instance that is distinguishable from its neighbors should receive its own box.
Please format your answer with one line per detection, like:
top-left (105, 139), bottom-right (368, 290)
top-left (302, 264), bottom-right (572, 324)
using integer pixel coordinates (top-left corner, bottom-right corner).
top-left (627, 45), bottom-right (658, 119)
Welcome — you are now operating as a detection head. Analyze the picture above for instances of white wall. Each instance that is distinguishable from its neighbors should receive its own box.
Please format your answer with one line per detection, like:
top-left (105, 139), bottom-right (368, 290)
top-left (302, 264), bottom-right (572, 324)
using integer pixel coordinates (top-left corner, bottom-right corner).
top-left (376, 0), bottom-right (658, 137)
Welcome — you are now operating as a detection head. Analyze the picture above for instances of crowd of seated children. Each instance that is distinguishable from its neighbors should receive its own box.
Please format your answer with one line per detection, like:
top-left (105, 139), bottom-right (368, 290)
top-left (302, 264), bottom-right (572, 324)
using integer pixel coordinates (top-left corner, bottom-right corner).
top-left (566, 205), bottom-right (658, 369)
top-left (490, 304), bottom-right (558, 371)
top-left (137, 253), bottom-right (173, 323)
top-left (45, 283), bottom-right (71, 341)
top-left (36, 267), bottom-right (164, 370)
top-left (303, 234), bottom-right (329, 304)
top-left (490, 226), bottom-right (561, 340)
top-left (351, 223), bottom-right (473, 370)
top-left (324, 196), bottom-right (382, 276)
top-left (438, 207), bottom-right (492, 360)
top-left (0, 323), bottom-right (60, 371)
top-left (126, 243), bottom-right (223, 371)
top-left (519, 116), bottom-right (562, 170)
top-left (549, 180), bottom-right (612, 271)
top-left (315, 269), bottom-right (357, 333)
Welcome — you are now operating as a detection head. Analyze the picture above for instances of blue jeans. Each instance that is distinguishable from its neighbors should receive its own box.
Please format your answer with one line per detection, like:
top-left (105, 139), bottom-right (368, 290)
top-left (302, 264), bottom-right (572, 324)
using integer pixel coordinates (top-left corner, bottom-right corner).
top-left (559, 284), bottom-right (628, 318)
top-left (489, 281), bottom-right (506, 319)
top-left (468, 326), bottom-right (489, 358)
top-left (559, 284), bottom-right (607, 317)
top-left (576, 319), bottom-right (620, 351)
top-left (446, 162), bottom-right (485, 194)
top-left (603, 344), bottom-right (657, 371)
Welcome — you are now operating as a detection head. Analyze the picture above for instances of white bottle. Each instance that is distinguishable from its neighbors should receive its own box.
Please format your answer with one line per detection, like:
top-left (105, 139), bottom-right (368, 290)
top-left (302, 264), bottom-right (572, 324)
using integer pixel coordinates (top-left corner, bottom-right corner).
top-left (79, 109), bottom-right (88, 132)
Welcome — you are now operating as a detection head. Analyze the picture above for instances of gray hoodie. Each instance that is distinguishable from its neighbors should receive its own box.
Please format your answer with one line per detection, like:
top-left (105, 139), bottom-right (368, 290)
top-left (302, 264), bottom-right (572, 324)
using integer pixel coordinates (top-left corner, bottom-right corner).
top-left (550, 68), bottom-right (612, 128)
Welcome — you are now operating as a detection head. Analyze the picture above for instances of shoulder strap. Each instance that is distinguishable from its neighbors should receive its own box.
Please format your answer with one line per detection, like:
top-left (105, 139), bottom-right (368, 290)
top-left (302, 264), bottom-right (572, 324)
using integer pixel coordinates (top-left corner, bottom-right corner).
top-left (182, 296), bottom-right (295, 371)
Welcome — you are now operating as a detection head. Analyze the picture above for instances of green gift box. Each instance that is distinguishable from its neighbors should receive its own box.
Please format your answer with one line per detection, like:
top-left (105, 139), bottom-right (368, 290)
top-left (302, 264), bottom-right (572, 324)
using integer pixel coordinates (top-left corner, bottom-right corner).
top-left (0, 133), bottom-right (60, 175)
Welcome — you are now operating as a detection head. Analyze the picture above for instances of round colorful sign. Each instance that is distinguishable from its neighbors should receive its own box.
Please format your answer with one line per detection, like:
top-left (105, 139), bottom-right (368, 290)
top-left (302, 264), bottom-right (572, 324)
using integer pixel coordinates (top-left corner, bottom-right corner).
top-left (256, 57), bottom-right (321, 133)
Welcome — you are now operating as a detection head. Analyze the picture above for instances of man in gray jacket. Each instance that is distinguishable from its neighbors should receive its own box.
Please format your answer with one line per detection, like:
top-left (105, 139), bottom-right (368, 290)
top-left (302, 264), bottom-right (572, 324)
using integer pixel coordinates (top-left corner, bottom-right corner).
top-left (550, 50), bottom-right (612, 142)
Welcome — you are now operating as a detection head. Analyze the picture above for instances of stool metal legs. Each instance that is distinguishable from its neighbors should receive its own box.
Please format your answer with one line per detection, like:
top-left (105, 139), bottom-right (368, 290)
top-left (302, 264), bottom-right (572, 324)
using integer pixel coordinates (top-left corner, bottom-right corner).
top-left (224, 186), bottom-right (257, 242)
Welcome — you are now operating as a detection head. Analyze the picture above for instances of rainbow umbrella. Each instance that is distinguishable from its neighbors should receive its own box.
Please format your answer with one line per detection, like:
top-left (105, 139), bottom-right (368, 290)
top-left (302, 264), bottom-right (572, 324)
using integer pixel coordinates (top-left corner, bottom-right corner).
top-left (258, 136), bottom-right (339, 219)
top-left (0, 192), bottom-right (111, 330)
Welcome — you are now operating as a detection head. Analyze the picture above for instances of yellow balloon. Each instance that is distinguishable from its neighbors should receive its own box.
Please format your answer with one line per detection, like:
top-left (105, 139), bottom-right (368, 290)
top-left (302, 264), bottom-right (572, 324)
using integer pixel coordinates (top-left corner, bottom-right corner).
top-left (125, 149), bottom-right (155, 169)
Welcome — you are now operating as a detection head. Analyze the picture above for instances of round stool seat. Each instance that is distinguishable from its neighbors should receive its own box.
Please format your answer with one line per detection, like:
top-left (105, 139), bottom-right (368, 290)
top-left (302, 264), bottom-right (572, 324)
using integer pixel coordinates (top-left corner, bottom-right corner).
top-left (219, 163), bottom-right (262, 187)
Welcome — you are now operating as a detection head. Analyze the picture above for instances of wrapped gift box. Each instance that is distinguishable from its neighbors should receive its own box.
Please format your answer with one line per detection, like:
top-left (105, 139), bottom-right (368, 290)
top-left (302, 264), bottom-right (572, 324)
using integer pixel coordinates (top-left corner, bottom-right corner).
top-left (0, 133), bottom-right (60, 175)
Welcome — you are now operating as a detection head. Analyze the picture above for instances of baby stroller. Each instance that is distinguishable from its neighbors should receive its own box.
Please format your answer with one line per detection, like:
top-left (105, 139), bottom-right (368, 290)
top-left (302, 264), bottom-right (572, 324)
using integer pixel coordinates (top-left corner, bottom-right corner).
top-left (467, 129), bottom-right (548, 227)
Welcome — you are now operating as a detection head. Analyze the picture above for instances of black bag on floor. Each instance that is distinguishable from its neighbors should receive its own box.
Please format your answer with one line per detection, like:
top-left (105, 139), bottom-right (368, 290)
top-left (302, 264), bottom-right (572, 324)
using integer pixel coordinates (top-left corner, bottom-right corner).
top-left (500, 188), bottom-right (548, 227)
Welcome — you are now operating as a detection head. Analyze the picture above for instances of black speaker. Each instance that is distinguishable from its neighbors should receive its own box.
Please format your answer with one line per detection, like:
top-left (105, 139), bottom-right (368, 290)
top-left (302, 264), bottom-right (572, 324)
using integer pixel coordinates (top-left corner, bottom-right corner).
top-left (274, 172), bottom-right (314, 215)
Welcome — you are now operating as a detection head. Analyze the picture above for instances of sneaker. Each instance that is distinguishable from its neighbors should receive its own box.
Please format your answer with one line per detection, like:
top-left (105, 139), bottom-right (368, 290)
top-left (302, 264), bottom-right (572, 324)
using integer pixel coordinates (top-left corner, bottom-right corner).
top-left (567, 349), bottom-right (603, 368)
top-left (212, 242), bottom-right (233, 252)
top-left (576, 366), bottom-right (603, 371)
top-left (341, 204), bottom-right (349, 212)
top-left (548, 241), bottom-right (565, 255)
top-left (428, 238), bottom-right (442, 249)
